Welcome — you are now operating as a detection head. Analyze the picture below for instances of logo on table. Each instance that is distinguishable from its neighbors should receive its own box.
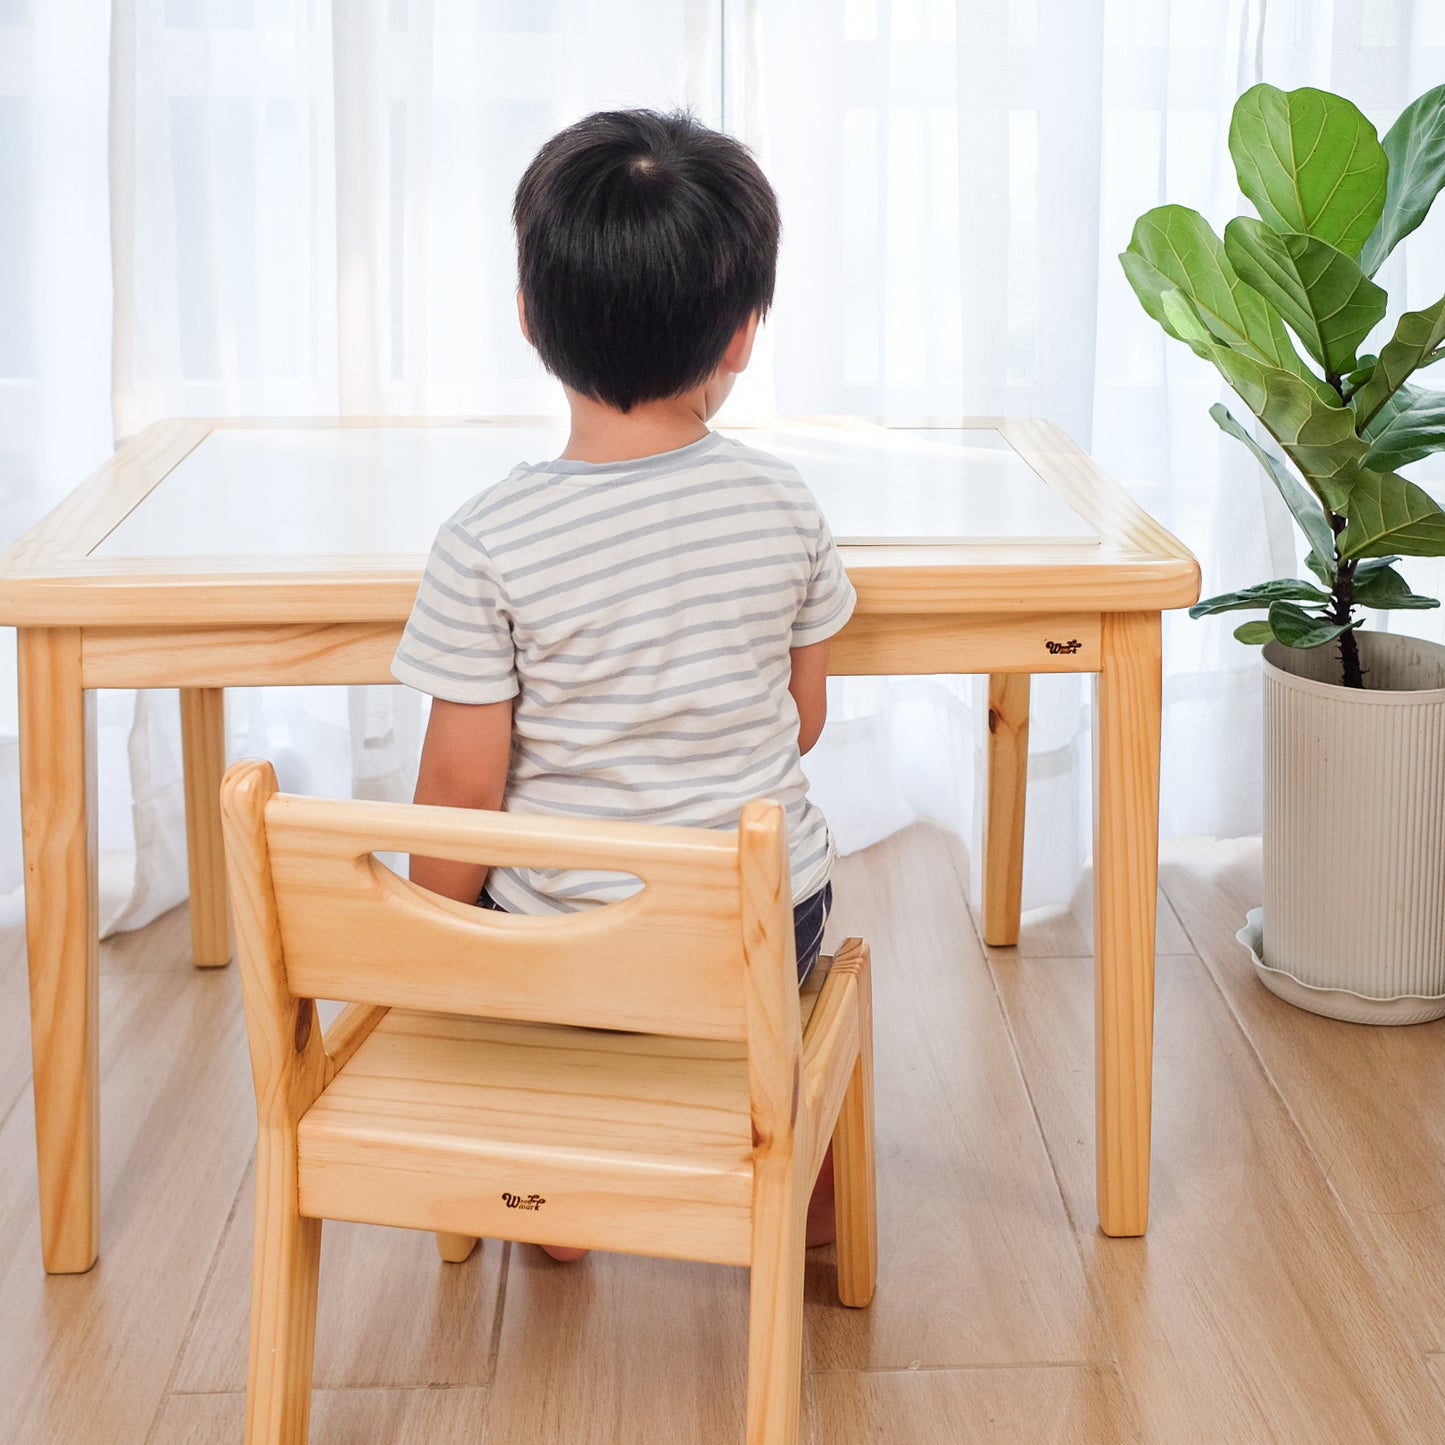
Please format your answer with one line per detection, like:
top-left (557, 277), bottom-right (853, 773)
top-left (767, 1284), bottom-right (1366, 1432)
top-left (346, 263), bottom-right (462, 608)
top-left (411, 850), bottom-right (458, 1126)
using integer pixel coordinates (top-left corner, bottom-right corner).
top-left (1045, 638), bottom-right (1083, 655)
top-left (502, 1191), bottom-right (546, 1211)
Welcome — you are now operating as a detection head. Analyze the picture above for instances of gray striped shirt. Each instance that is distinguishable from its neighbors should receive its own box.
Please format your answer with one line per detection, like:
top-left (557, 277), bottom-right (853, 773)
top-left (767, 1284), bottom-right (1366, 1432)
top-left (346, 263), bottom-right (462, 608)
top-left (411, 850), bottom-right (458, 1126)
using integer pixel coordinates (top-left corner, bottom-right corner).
top-left (392, 431), bottom-right (856, 914)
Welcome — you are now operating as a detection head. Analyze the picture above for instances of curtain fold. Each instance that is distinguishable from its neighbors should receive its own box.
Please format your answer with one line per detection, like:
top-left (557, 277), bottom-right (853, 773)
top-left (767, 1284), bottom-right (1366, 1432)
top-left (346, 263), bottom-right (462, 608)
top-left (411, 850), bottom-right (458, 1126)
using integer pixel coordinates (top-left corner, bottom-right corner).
top-left (1, 1), bottom-right (1442, 943)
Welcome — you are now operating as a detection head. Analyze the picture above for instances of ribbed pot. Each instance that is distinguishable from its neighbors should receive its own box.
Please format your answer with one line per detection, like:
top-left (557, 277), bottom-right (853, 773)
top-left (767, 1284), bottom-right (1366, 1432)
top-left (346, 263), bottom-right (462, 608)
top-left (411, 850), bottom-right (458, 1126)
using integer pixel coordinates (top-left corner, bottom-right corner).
top-left (1256, 632), bottom-right (1445, 1023)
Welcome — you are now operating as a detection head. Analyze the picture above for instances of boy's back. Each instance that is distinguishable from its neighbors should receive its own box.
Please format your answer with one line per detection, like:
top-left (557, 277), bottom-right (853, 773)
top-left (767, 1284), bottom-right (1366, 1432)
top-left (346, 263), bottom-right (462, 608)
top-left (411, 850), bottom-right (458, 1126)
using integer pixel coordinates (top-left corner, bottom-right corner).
top-left (393, 429), bottom-right (853, 912)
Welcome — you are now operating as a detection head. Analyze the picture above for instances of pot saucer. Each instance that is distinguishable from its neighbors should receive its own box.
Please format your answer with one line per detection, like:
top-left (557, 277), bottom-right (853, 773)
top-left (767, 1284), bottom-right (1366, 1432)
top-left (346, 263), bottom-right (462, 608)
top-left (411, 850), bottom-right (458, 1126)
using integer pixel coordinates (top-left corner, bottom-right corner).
top-left (1236, 909), bottom-right (1445, 1025)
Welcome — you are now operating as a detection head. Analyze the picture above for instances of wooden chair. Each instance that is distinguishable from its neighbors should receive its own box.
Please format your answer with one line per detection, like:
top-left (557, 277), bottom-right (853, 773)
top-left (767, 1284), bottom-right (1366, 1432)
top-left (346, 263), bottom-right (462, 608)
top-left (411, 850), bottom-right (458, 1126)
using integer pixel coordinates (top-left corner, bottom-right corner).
top-left (219, 758), bottom-right (876, 1445)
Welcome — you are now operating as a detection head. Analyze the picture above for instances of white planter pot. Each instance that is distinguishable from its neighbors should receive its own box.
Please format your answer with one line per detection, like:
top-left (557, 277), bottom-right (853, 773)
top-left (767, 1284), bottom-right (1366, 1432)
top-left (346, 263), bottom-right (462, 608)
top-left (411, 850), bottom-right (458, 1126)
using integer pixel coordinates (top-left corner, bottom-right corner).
top-left (1245, 631), bottom-right (1445, 1024)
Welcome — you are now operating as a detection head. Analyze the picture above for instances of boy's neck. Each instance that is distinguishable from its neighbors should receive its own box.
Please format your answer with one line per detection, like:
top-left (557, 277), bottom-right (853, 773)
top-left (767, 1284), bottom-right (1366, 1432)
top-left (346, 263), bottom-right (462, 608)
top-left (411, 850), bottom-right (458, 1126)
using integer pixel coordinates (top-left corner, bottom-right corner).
top-left (561, 388), bottom-right (712, 464)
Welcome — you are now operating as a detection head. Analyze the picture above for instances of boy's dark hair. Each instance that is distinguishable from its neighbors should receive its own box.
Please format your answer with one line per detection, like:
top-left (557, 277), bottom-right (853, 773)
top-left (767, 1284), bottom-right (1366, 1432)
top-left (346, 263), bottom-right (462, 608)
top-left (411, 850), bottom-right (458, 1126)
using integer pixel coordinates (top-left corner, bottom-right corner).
top-left (513, 109), bottom-right (780, 412)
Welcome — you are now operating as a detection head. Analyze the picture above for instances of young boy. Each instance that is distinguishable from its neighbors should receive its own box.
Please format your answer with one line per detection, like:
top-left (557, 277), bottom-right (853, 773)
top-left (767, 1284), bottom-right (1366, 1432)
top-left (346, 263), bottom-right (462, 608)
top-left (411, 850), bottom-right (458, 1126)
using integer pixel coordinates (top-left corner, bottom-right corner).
top-left (391, 109), bottom-right (854, 1252)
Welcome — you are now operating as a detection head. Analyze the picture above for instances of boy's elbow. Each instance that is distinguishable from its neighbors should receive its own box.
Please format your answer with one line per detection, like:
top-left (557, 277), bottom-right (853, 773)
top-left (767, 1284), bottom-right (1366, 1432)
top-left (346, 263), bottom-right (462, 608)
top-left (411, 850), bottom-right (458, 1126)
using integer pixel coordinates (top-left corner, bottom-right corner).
top-left (797, 700), bottom-right (826, 755)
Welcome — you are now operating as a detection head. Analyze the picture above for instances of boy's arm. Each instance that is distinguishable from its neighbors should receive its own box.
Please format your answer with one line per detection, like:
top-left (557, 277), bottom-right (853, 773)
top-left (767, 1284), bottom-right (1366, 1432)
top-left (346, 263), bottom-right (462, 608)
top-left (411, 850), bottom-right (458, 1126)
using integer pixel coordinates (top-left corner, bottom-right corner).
top-left (409, 698), bottom-right (513, 903)
top-left (789, 639), bottom-right (830, 756)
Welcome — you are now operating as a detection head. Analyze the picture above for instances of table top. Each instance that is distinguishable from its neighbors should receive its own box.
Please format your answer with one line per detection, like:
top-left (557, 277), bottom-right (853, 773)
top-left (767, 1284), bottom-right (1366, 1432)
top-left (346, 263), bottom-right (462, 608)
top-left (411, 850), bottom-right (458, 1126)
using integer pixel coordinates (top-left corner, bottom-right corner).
top-left (0, 417), bottom-right (1200, 626)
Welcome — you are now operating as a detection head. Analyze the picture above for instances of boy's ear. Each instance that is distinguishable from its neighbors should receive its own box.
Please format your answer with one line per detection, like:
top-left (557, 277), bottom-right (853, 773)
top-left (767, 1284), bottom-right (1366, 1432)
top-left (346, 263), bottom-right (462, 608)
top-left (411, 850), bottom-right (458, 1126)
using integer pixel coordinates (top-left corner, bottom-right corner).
top-left (516, 293), bottom-right (532, 346)
top-left (721, 311), bottom-right (760, 374)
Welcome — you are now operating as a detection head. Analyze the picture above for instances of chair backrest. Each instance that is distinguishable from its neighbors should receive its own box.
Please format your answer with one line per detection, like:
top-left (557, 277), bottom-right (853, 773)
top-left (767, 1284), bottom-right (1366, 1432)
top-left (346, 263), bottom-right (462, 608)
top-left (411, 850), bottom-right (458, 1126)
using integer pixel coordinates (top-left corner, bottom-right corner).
top-left (219, 758), bottom-right (801, 1046)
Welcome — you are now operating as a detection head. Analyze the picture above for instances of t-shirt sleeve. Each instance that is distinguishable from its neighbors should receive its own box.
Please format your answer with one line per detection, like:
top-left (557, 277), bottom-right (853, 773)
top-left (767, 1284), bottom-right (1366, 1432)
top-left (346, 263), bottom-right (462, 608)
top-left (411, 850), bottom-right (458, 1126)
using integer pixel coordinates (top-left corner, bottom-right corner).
top-left (792, 507), bottom-right (857, 647)
top-left (391, 520), bottom-right (519, 704)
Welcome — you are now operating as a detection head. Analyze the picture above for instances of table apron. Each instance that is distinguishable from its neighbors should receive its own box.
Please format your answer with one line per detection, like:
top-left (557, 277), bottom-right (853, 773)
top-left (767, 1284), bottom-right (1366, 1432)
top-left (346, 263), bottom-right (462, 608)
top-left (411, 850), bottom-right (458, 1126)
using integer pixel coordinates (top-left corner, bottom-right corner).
top-left (76, 611), bottom-right (1105, 689)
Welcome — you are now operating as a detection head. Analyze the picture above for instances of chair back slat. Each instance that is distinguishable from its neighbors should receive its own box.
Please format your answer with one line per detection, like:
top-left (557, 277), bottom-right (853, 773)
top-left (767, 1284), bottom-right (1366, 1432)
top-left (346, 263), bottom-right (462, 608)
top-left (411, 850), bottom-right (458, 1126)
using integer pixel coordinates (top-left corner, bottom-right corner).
top-left (260, 791), bottom-right (769, 1039)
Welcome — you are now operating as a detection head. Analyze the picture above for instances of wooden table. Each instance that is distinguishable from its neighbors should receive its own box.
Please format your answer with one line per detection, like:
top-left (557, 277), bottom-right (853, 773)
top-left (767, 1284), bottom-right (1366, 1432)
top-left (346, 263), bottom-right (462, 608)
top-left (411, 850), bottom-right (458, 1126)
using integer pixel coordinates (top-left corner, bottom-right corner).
top-left (0, 417), bottom-right (1199, 1273)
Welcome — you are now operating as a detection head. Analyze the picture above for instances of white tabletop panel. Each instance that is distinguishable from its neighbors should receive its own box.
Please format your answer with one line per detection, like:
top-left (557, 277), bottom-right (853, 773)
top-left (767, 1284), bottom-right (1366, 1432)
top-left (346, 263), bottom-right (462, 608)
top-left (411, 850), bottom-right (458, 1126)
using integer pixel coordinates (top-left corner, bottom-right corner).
top-left (93, 423), bottom-right (1098, 558)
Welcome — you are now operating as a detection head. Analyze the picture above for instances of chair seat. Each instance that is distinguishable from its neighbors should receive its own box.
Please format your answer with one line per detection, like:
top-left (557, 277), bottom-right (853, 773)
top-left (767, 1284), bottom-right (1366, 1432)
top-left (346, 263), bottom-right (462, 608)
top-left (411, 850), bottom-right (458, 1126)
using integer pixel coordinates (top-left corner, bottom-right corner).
top-left (299, 1011), bottom-right (752, 1262)
top-left (296, 967), bottom-right (827, 1265)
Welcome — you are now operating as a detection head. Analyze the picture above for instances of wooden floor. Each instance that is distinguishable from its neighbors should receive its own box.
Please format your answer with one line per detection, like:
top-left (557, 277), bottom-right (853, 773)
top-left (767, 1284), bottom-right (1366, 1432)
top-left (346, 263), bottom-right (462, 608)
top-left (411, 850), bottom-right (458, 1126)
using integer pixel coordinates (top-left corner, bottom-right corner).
top-left (3, 825), bottom-right (1445, 1443)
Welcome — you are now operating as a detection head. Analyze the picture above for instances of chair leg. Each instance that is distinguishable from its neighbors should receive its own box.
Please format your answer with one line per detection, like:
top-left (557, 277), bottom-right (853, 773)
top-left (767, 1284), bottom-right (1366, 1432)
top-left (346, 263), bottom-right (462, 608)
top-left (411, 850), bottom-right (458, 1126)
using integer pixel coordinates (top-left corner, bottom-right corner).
top-left (834, 941), bottom-right (877, 1308)
top-left (833, 1048), bottom-right (877, 1308)
top-left (435, 1231), bottom-right (479, 1263)
top-left (246, 1140), bottom-right (323, 1445)
top-left (746, 1168), bottom-right (808, 1445)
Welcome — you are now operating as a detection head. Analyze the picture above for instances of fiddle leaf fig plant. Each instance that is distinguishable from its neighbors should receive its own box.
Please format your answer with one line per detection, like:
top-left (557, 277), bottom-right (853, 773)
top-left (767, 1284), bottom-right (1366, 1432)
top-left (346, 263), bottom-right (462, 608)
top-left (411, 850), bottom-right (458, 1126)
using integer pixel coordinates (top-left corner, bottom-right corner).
top-left (1121, 81), bottom-right (1445, 687)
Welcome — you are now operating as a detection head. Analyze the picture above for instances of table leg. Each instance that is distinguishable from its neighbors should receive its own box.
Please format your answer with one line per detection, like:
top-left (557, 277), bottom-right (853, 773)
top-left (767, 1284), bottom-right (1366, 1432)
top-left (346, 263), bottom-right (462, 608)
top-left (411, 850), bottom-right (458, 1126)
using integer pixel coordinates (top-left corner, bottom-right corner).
top-left (1092, 612), bottom-right (1161, 1237)
top-left (982, 673), bottom-right (1030, 947)
top-left (180, 687), bottom-right (231, 967)
top-left (18, 627), bottom-right (100, 1273)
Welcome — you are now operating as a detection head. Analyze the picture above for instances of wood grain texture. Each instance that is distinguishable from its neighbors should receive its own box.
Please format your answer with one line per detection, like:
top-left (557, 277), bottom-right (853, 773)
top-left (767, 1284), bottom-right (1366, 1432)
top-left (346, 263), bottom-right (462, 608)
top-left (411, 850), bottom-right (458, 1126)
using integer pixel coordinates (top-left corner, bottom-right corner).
top-left (8, 831), bottom-right (1445, 1442)
top-left (828, 941), bottom-right (877, 1310)
top-left (149, 1387), bottom-right (494, 1445)
top-left (0, 419), bottom-right (209, 575)
top-left (172, 1180), bottom-right (504, 1393)
top-left (262, 787), bottom-right (751, 1040)
top-left (221, 768), bottom-right (872, 1443)
top-left (0, 965), bottom-right (255, 1445)
top-left (832, 611), bottom-right (1101, 675)
top-left (805, 1366), bottom-right (1139, 1445)
top-left (485, 1245), bottom-right (750, 1442)
top-left (982, 672), bottom-right (1030, 946)
top-left (17, 627), bottom-right (100, 1274)
top-left (0, 417), bottom-right (1200, 630)
top-left (78, 608), bottom-right (1111, 693)
top-left (992, 944), bottom-right (1445, 1444)
top-left (84, 622), bottom-right (402, 687)
top-left (804, 827), bottom-right (1104, 1371)
top-left (1161, 837), bottom-right (1445, 1354)
top-left (221, 761), bottom-right (331, 1444)
top-left (3, 416), bottom-right (1193, 1269)
top-left (1000, 418), bottom-right (1199, 571)
top-left (180, 687), bottom-right (231, 967)
top-left (1092, 611), bottom-right (1162, 1237)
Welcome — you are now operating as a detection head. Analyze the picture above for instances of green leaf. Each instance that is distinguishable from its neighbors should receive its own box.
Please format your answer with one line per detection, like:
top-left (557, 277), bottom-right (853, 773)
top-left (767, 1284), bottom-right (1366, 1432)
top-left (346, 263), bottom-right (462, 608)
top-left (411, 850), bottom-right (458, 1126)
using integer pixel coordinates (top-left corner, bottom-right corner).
top-left (1229, 85), bottom-right (1388, 257)
top-left (1351, 292), bottom-right (1445, 428)
top-left (1337, 468), bottom-right (1445, 557)
top-left (1349, 563), bottom-right (1441, 610)
top-left (1202, 347), bottom-right (1365, 511)
top-left (1120, 207), bottom-right (1325, 385)
top-left (1345, 355), bottom-right (1377, 387)
top-left (1355, 555), bottom-right (1403, 576)
top-left (1190, 579), bottom-right (1332, 617)
top-left (1234, 619), bottom-right (1277, 645)
top-left (1223, 220), bottom-right (1387, 375)
top-left (1362, 382), bottom-right (1445, 471)
top-left (1209, 402), bottom-right (1336, 567)
top-left (1267, 600), bottom-right (1356, 648)
top-left (1359, 83), bottom-right (1445, 275)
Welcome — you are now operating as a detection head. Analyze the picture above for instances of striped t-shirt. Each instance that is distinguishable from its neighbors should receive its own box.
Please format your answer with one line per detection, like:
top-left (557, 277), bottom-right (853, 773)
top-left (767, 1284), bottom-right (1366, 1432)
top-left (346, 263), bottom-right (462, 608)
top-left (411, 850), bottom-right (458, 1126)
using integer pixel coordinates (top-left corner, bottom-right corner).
top-left (391, 430), bottom-right (856, 915)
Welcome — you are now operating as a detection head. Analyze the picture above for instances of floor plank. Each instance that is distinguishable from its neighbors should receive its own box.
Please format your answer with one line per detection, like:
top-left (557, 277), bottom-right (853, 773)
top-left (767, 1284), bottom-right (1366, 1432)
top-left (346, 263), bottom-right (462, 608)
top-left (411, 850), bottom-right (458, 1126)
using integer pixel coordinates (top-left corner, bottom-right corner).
top-left (174, 1178), bottom-right (506, 1391)
top-left (1004, 876), bottom-right (1192, 959)
top-left (0, 967), bottom-right (254, 1445)
top-left (1161, 836), bottom-right (1445, 1354)
top-left (4, 829), bottom-right (1445, 1443)
top-left (482, 1244), bottom-right (749, 1442)
top-left (991, 941), bottom-right (1445, 1443)
top-left (806, 826), bottom-right (1106, 1370)
top-left (150, 1386), bottom-right (492, 1444)
top-left (805, 1365), bottom-right (1139, 1445)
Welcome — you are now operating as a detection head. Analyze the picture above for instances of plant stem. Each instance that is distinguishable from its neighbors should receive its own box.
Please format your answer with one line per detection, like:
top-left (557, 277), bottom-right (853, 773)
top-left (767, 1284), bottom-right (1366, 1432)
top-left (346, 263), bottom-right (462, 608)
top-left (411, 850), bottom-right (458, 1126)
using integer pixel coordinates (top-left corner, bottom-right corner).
top-left (1329, 513), bottom-right (1364, 688)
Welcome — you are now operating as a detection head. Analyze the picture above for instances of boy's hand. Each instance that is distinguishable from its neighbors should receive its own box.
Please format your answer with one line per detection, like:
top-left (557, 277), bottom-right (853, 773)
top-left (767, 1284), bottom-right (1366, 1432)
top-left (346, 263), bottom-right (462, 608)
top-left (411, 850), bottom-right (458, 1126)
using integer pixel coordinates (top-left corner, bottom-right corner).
top-left (409, 698), bottom-right (513, 903)
top-left (789, 640), bottom-right (830, 755)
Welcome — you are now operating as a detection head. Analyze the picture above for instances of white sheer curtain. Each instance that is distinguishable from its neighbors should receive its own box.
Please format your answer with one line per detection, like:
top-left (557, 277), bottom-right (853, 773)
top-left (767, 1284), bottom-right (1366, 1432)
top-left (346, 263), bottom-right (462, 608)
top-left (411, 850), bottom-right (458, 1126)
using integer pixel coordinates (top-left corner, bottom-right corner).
top-left (1, 0), bottom-right (1442, 944)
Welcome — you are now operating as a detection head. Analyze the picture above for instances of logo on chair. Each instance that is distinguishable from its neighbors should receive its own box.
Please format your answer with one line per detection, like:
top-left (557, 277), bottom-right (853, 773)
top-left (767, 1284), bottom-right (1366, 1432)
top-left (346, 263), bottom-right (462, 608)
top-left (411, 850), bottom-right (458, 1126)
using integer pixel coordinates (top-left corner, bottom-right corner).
top-left (1045, 638), bottom-right (1082, 655)
top-left (502, 1191), bottom-right (546, 1211)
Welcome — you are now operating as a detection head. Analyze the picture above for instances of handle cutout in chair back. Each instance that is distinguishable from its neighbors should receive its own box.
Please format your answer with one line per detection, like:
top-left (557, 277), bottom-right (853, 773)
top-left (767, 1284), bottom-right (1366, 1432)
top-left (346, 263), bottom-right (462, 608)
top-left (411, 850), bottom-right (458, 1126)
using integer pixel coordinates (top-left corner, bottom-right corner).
top-left (254, 788), bottom-right (793, 1041)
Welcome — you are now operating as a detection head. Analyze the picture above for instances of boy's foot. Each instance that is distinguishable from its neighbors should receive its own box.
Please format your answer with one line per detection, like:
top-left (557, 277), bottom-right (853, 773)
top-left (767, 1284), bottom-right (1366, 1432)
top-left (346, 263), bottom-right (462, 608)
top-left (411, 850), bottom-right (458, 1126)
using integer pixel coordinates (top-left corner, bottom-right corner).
top-left (540, 1243), bottom-right (590, 1262)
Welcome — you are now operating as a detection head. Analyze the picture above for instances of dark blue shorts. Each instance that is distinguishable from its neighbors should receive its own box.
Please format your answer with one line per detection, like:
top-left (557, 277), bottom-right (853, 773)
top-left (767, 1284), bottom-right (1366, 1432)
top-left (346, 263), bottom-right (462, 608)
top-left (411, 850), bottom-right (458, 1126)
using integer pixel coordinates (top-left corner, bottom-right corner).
top-left (478, 879), bottom-right (833, 988)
